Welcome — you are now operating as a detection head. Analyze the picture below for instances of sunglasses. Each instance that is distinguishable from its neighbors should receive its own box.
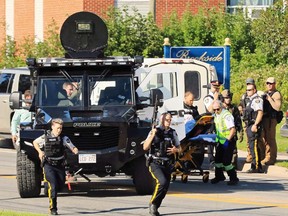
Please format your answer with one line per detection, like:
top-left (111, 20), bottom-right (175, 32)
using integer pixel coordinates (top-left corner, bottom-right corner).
top-left (213, 108), bottom-right (220, 111)
top-left (266, 82), bottom-right (275, 85)
top-left (246, 89), bottom-right (254, 92)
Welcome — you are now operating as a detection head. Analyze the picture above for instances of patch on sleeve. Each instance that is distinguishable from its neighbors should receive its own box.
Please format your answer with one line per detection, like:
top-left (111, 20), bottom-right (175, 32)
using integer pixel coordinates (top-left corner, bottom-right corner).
top-left (66, 138), bottom-right (71, 143)
top-left (226, 116), bottom-right (233, 122)
top-left (204, 97), bottom-right (210, 104)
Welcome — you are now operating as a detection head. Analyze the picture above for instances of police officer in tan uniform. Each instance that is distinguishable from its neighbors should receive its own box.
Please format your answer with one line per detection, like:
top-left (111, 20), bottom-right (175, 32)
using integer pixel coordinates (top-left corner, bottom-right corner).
top-left (261, 77), bottom-right (282, 165)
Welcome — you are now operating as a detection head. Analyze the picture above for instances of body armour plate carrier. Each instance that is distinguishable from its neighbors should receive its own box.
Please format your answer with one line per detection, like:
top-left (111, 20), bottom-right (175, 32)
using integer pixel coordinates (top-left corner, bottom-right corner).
top-left (44, 131), bottom-right (65, 158)
top-left (150, 128), bottom-right (175, 159)
top-left (243, 97), bottom-right (259, 126)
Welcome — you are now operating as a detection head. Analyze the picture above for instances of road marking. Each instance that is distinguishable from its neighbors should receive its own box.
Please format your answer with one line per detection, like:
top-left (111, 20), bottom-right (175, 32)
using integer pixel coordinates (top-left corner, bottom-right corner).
top-left (0, 175), bottom-right (16, 179)
top-left (168, 192), bottom-right (288, 208)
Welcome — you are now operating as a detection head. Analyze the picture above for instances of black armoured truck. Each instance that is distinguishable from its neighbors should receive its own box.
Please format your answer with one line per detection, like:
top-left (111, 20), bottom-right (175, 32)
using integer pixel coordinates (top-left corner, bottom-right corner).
top-left (9, 11), bottom-right (163, 198)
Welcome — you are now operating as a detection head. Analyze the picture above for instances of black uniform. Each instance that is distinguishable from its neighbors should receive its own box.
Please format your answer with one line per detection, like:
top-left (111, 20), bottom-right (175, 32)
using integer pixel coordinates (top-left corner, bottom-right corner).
top-left (243, 95), bottom-right (264, 172)
top-left (148, 126), bottom-right (180, 211)
top-left (35, 131), bottom-right (76, 213)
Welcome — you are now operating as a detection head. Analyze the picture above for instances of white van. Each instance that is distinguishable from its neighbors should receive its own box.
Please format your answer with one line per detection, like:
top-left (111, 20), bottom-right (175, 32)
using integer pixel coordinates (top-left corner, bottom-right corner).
top-left (136, 58), bottom-right (217, 139)
top-left (0, 67), bottom-right (30, 136)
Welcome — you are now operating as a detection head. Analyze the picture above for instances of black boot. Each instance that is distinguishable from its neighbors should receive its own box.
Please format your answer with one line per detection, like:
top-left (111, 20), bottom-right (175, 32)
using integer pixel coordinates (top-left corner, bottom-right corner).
top-left (211, 167), bottom-right (226, 184)
top-left (227, 168), bottom-right (239, 186)
top-left (50, 198), bottom-right (58, 215)
top-left (149, 203), bottom-right (160, 216)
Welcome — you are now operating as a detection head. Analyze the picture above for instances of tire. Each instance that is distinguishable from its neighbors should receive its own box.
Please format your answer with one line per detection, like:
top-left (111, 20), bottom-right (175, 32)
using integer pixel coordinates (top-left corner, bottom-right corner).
top-left (17, 149), bottom-right (42, 198)
top-left (133, 156), bottom-right (155, 195)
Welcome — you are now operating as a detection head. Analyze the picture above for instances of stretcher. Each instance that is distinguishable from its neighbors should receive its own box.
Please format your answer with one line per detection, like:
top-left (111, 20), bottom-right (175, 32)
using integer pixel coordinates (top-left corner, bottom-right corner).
top-left (172, 114), bottom-right (216, 183)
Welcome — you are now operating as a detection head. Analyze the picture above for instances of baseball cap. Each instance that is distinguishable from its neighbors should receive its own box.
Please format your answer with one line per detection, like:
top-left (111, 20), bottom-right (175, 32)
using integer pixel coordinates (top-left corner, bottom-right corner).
top-left (266, 77), bottom-right (276, 83)
top-left (210, 80), bottom-right (221, 87)
top-left (246, 78), bottom-right (255, 85)
top-left (221, 89), bottom-right (232, 98)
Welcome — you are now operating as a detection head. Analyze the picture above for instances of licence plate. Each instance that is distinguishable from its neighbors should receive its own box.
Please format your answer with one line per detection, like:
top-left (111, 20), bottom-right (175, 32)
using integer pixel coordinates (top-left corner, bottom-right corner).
top-left (79, 154), bottom-right (96, 163)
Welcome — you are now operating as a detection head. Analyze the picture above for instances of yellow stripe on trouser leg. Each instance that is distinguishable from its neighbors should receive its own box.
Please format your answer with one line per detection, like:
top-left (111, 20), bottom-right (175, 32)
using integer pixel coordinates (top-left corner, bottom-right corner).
top-left (43, 167), bottom-right (53, 210)
top-left (149, 166), bottom-right (159, 203)
top-left (254, 139), bottom-right (259, 170)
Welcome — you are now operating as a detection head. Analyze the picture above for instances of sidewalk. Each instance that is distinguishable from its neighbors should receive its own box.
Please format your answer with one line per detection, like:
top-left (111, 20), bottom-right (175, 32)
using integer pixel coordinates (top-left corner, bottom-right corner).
top-left (237, 150), bottom-right (288, 178)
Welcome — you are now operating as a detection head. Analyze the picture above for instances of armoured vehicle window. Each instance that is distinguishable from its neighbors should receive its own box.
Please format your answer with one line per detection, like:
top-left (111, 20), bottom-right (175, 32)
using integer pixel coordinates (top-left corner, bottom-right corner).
top-left (90, 76), bottom-right (132, 106)
top-left (39, 77), bottom-right (82, 106)
top-left (0, 73), bottom-right (13, 93)
top-left (18, 74), bottom-right (31, 94)
top-left (143, 72), bottom-right (177, 100)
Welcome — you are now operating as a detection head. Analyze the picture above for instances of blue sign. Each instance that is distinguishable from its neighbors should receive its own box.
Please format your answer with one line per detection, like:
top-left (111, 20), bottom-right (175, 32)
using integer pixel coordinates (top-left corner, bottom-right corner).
top-left (164, 46), bottom-right (230, 89)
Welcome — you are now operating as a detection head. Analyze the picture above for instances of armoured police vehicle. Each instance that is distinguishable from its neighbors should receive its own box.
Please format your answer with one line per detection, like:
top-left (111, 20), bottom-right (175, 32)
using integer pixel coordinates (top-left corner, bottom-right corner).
top-left (10, 11), bottom-right (160, 197)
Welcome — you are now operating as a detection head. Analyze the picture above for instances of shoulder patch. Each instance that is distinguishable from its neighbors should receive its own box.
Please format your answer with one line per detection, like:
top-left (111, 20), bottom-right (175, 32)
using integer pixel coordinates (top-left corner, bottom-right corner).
top-left (204, 97), bottom-right (210, 104)
top-left (254, 99), bottom-right (260, 103)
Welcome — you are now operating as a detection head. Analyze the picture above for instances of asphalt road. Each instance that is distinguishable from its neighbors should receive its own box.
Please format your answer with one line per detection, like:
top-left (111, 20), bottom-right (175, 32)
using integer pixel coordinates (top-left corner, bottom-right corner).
top-left (1, 148), bottom-right (288, 216)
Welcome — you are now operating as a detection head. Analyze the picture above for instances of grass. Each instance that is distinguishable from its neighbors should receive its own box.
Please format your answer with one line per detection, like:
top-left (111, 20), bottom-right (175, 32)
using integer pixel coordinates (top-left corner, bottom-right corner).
top-left (238, 119), bottom-right (288, 168)
top-left (0, 210), bottom-right (45, 216)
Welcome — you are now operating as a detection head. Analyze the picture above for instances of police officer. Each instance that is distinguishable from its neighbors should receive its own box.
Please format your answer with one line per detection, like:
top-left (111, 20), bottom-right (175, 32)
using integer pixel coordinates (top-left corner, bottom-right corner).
top-left (33, 118), bottom-right (78, 215)
top-left (243, 84), bottom-right (264, 173)
top-left (143, 112), bottom-right (180, 216)
top-left (221, 89), bottom-right (243, 170)
top-left (238, 78), bottom-right (255, 163)
top-left (211, 100), bottom-right (239, 185)
top-left (261, 77), bottom-right (282, 165)
top-left (203, 80), bottom-right (221, 170)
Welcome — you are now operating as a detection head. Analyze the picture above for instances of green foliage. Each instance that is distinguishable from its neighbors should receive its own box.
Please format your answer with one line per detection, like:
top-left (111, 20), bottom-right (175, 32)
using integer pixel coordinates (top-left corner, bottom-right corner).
top-left (251, 2), bottom-right (288, 65)
top-left (0, 5), bottom-right (287, 111)
top-left (105, 6), bottom-right (163, 57)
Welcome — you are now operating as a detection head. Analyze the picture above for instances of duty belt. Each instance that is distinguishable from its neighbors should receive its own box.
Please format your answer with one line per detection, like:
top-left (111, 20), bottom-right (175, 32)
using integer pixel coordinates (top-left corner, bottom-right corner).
top-left (152, 156), bottom-right (171, 166)
top-left (45, 156), bottom-right (64, 166)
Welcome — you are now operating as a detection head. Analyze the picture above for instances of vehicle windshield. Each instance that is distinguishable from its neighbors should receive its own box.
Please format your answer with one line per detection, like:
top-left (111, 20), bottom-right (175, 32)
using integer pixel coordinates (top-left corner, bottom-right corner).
top-left (39, 77), bottom-right (82, 107)
top-left (90, 76), bottom-right (133, 106)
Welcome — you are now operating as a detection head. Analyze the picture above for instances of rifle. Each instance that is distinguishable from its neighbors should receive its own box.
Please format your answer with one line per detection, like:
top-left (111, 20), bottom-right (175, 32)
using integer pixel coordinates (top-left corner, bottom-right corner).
top-left (146, 94), bottom-right (158, 167)
top-left (151, 94), bottom-right (158, 128)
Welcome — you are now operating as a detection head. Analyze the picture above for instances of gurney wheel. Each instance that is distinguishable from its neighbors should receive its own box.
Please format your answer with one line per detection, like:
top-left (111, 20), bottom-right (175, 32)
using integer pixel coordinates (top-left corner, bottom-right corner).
top-left (202, 172), bottom-right (209, 183)
top-left (181, 175), bottom-right (188, 183)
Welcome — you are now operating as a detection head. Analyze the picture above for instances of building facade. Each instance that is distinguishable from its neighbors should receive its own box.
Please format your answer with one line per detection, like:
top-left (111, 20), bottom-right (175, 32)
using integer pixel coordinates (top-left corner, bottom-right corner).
top-left (0, 0), bottom-right (277, 46)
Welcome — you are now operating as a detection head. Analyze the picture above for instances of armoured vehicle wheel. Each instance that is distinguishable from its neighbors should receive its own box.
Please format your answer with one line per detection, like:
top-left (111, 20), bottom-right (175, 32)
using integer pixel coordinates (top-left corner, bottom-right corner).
top-left (133, 156), bottom-right (155, 195)
top-left (17, 149), bottom-right (42, 198)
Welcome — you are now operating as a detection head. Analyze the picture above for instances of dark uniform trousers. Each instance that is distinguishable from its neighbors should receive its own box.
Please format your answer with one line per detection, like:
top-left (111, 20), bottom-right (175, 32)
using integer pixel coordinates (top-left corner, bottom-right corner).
top-left (149, 161), bottom-right (172, 208)
top-left (246, 125), bottom-right (263, 170)
top-left (43, 160), bottom-right (66, 211)
top-left (215, 139), bottom-right (235, 167)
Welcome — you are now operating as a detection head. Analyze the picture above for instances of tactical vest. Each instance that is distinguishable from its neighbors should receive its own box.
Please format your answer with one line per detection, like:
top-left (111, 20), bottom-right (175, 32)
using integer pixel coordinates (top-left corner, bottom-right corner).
top-left (263, 90), bottom-right (278, 119)
top-left (243, 96), bottom-right (259, 126)
top-left (44, 131), bottom-right (65, 158)
top-left (183, 103), bottom-right (199, 118)
top-left (150, 127), bottom-right (175, 159)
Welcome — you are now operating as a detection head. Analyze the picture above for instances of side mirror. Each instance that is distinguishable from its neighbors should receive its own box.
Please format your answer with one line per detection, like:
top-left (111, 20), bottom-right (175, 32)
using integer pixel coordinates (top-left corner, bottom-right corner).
top-left (9, 91), bottom-right (22, 109)
top-left (150, 88), bottom-right (163, 107)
